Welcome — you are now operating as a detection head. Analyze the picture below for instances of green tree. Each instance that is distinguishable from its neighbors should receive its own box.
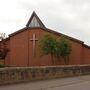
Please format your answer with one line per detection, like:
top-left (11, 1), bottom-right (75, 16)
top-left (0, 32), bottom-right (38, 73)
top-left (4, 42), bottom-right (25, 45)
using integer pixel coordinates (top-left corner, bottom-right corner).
top-left (58, 36), bottom-right (72, 65)
top-left (38, 34), bottom-right (57, 64)
top-left (39, 34), bottom-right (72, 65)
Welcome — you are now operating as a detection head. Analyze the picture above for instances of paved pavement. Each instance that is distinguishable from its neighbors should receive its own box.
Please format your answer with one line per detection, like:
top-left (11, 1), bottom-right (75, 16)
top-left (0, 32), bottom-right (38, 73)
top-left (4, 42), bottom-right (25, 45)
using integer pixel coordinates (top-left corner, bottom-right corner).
top-left (0, 75), bottom-right (90, 90)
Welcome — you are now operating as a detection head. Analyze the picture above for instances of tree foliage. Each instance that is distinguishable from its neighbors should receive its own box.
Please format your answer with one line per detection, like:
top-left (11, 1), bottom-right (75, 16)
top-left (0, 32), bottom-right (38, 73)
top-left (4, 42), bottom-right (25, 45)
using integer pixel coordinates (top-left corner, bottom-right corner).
top-left (38, 34), bottom-right (72, 65)
top-left (0, 33), bottom-right (9, 59)
top-left (38, 34), bottom-right (57, 64)
top-left (58, 36), bottom-right (72, 64)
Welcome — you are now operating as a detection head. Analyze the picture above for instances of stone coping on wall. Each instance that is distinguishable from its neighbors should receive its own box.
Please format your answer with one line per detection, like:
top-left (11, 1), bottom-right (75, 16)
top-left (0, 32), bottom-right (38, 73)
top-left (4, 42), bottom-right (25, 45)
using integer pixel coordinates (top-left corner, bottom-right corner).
top-left (0, 65), bottom-right (90, 85)
top-left (0, 64), bottom-right (90, 70)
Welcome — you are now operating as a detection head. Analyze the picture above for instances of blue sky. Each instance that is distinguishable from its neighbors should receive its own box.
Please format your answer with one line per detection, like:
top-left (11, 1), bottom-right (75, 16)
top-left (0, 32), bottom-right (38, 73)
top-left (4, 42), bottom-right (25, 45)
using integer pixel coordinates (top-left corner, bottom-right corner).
top-left (0, 0), bottom-right (90, 45)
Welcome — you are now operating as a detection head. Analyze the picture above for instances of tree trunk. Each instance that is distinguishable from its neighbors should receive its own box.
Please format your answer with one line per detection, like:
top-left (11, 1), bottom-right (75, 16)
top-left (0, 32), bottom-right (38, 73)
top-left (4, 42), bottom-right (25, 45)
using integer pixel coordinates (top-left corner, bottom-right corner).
top-left (64, 56), bottom-right (69, 65)
top-left (51, 54), bottom-right (54, 65)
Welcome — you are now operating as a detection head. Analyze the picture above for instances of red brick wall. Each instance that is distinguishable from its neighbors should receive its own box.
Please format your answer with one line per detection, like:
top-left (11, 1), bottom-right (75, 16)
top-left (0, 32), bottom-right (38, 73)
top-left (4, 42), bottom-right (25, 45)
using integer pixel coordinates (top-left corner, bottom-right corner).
top-left (5, 40), bottom-right (10, 66)
top-left (83, 46), bottom-right (90, 64)
top-left (28, 28), bottom-right (52, 66)
top-left (69, 41), bottom-right (83, 65)
top-left (9, 30), bottom-right (29, 66)
top-left (0, 59), bottom-right (4, 64)
top-left (28, 28), bottom-right (83, 66)
top-left (4, 28), bottom-right (90, 66)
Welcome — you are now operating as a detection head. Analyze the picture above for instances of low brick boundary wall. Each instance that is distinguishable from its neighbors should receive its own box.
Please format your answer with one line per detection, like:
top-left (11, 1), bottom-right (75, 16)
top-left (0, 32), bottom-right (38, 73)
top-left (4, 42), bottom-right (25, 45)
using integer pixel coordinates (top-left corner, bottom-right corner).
top-left (0, 65), bottom-right (90, 85)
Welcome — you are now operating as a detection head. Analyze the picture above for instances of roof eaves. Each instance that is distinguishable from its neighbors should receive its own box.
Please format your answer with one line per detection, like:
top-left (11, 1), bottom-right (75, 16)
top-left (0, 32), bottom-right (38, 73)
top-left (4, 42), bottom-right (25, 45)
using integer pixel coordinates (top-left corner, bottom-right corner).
top-left (8, 26), bottom-right (84, 45)
top-left (45, 28), bottom-right (84, 44)
top-left (83, 44), bottom-right (90, 49)
top-left (9, 27), bottom-right (27, 37)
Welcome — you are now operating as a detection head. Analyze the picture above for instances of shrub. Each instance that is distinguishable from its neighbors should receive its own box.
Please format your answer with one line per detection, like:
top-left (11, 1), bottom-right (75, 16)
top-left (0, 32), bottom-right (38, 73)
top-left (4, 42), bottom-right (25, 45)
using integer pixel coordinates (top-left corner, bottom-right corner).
top-left (0, 64), bottom-right (6, 68)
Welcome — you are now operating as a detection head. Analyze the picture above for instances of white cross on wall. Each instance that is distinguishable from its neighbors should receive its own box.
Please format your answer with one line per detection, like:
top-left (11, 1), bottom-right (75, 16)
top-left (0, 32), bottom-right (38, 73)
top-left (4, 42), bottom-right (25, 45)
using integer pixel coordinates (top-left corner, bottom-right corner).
top-left (30, 33), bottom-right (38, 57)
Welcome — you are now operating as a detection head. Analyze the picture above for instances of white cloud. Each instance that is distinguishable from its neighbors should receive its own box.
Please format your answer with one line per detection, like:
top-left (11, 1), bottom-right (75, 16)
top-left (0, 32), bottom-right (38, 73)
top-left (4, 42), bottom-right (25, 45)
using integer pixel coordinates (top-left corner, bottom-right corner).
top-left (0, 0), bottom-right (90, 45)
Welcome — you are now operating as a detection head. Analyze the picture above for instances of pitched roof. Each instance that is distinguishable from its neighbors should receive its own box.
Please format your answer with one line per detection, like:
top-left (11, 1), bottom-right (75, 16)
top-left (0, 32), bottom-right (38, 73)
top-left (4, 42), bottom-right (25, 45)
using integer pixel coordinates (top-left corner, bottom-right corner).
top-left (8, 27), bottom-right (90, 48)
top-left (8, 11), bottom-right (90, 48)
top-left (26, 11), bottom-right (46, 28)
top-left (9, 27), bottom-right (83, 43)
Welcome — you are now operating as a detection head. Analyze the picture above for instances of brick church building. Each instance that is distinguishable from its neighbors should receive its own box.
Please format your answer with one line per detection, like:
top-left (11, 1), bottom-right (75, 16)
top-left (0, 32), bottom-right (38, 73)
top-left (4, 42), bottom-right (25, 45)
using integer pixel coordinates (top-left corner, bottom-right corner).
top-left (0, 12), bottom-right (90, 67)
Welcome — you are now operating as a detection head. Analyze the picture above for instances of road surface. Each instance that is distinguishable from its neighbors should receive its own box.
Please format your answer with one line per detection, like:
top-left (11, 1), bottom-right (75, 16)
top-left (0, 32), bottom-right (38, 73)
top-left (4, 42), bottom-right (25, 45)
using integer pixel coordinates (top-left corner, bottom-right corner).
top-left (0, 75), bottom-right (90, 90)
